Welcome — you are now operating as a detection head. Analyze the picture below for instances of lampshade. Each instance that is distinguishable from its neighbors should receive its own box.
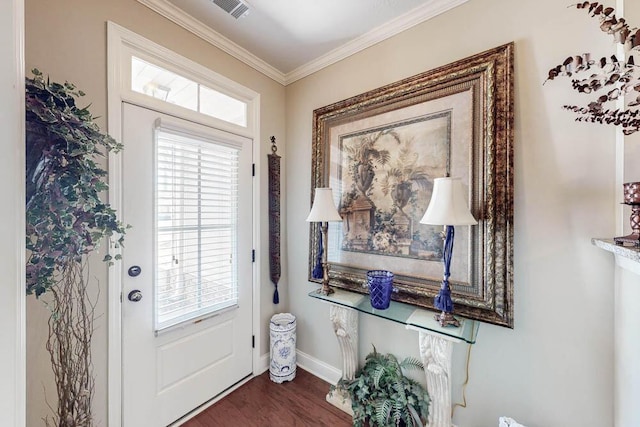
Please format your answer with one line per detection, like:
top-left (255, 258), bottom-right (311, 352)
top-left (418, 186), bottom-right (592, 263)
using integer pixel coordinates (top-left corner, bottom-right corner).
top-left (306, 188), bottom-right (343, 222)
top-left (420, 177), bottom-right (477, 226)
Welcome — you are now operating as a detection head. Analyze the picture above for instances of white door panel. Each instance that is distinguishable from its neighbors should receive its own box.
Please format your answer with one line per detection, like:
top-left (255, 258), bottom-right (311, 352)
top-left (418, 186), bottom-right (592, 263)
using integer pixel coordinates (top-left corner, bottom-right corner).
top-left (121, 103), bottom-right (253, 426)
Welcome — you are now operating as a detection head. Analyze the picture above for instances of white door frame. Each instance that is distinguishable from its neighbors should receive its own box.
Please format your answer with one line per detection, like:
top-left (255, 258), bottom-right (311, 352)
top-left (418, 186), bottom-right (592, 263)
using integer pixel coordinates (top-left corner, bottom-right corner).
top-left (0, 0), bottom-right (26, 426)
top-left (106, 22), bottom-right (261, 427)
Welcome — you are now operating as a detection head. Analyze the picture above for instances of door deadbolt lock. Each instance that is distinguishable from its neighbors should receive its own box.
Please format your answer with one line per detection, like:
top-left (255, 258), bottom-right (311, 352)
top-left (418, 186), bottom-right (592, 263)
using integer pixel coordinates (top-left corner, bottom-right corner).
top-left (128, 265), bottom-right (142, 277)
top-left (128, 290), bottom-right (143, 302)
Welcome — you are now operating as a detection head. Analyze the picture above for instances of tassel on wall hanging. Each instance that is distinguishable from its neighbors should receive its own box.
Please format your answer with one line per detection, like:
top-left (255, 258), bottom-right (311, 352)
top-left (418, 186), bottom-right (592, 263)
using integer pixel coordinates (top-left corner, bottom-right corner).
top-left (268, 136), bottom-right (281, 304)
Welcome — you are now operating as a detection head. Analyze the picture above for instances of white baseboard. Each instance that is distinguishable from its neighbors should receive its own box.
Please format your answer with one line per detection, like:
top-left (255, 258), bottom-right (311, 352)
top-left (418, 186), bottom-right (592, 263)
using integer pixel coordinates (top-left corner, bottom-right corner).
top-left (260, 349), bottom-right (342, 384)
top-left (295, 349), bottom-right (342, 385)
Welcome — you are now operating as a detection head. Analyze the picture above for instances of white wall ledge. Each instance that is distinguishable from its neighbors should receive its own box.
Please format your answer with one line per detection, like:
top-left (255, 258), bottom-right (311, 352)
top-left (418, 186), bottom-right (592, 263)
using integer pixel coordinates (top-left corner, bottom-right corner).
top-left (592, 238), bottom-right (640, 275)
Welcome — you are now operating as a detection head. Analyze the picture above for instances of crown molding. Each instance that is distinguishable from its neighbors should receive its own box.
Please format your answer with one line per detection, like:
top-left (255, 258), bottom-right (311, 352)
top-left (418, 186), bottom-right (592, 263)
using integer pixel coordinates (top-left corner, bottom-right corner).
top-left (284, 0), bottom-right (468, 85)
top-left (137, 0), bottom-right (468, 86)
top-left (136, 0), bottom-right (286, 85)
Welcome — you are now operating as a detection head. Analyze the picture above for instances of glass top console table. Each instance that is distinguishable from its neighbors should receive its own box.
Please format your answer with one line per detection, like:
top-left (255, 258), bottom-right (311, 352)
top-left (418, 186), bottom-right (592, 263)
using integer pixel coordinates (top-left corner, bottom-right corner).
top-left (308, 288), bottom-right (478, 344)
top-left (309, 288), bottom-right (480, 427)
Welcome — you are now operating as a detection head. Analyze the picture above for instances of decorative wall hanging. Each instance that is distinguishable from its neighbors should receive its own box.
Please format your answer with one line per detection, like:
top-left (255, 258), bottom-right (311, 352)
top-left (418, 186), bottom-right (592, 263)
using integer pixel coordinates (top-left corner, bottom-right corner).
top-left (268, 136), bottom-right (281, 304)
top-left (309, 43), bottom-right (515, 328)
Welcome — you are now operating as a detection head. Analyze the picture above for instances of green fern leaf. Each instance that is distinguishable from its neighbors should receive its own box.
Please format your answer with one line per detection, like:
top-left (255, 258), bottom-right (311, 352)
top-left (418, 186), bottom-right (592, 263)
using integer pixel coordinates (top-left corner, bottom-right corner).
top-left (374, 398), bottom-right (392, 426)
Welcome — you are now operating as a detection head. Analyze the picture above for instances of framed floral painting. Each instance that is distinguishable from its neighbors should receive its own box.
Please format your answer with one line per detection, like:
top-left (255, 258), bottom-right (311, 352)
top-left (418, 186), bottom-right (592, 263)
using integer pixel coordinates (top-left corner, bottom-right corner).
top-left (309, 43), bottom-right (514, 327)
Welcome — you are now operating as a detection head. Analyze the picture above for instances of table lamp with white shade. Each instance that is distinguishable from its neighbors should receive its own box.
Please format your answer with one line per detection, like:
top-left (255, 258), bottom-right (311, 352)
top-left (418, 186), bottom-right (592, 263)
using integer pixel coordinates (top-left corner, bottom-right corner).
top-left (420, 177), bottom-right (477, 327)
top-left (306, 188), bottom-right (343, 295)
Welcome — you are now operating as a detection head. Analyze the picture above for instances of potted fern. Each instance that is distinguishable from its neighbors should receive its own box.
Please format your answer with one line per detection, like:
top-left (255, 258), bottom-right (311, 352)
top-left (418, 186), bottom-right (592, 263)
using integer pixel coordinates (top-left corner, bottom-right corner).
top-left (337, 346), bottom-right (429, 427)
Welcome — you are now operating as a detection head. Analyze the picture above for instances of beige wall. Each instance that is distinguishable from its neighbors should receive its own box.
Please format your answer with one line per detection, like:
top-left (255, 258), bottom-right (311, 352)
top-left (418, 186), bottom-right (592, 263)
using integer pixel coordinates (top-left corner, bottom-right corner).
top-left (25, 0), bottom-right (286, 425)
top-left (285, 0), bottom-right (616, 426)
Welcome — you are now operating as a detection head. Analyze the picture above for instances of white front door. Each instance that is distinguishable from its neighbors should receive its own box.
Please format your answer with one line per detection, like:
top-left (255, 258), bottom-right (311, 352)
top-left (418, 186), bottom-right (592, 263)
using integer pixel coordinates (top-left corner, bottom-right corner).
top-left (121, 103), bottom-right (253, 426)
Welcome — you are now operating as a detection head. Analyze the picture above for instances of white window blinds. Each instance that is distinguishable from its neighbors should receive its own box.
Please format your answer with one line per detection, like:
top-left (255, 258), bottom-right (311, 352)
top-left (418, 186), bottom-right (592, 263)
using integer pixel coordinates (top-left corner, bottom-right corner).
top-left (155, 127), bottom-right (239, 331)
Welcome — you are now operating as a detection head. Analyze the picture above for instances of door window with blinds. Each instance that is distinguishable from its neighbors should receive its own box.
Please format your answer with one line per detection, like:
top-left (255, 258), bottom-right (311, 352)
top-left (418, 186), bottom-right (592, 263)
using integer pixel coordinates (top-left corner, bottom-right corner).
top-left (154, 125), bottom-right (240, 331)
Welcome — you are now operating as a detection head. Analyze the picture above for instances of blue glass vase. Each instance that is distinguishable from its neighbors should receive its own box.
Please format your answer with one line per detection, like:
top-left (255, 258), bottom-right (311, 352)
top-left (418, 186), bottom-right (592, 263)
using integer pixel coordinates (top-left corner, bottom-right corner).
top-left (367, 270), bottom-right (394, 310)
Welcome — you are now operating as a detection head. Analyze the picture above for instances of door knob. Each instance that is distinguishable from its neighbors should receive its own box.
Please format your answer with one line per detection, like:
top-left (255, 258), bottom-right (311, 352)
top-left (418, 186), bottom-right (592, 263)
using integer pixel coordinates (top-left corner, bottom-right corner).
top-left (128, 290), bottom-right (143, 302)
top-left (128, 265), bottom-right (142, 277)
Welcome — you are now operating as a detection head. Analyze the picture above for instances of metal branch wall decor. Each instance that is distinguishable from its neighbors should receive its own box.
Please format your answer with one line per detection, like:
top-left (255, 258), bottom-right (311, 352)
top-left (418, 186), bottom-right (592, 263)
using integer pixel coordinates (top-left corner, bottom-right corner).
top-left (268, 136), bottom-right (281, 304)
top-left (545, 2), bottom-right (640, 135)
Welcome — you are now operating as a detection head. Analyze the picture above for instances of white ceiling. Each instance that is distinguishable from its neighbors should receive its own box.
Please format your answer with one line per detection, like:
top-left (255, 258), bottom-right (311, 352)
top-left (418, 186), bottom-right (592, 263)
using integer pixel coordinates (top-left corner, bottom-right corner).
top-left (139, 0), bottom-right (467, 84)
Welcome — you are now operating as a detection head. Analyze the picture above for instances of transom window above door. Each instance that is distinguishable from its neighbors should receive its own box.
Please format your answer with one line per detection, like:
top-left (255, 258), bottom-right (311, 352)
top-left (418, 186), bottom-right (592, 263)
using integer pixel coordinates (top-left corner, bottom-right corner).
top-left (131, 56), bottom-right (248, 127)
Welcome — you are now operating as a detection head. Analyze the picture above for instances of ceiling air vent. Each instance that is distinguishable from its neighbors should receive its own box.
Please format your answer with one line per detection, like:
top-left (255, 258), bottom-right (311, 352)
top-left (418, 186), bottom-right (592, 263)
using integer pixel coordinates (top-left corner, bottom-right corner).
top-left (212, 0), bottom-right (250, 19)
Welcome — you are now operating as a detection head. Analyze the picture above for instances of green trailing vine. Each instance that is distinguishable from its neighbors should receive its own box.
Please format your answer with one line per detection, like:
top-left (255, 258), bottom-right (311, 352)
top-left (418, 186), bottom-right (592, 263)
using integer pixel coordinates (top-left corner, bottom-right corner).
top-left (336, 346), bottom-right (429, 427)
top-left (25, 69), bottom-right (127, 297)
top-left (25, 69), bottom-right (127, 426)
top-left (545, 2), bottom-right (640, 135)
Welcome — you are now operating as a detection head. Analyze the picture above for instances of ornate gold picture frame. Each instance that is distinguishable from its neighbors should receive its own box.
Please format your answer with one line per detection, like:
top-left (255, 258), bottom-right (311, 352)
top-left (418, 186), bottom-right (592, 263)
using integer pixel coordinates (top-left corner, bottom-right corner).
top-left (309, 43), bottom-right (514, 327)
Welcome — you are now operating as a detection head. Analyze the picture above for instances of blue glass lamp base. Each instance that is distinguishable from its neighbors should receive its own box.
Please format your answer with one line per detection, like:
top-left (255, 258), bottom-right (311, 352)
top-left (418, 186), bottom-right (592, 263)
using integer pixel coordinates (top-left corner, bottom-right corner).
top-left (434, 225), bottom-right (460, 327)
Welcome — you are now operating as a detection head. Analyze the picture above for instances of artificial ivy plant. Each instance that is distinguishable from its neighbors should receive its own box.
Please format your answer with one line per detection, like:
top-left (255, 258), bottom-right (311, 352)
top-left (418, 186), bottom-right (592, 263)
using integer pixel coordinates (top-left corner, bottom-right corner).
top-left (545, 2), bottom-right (640, 134)
top-left (25, 69), bottom-right (126, 426)
top-left (336, 346), bottom-right (429, 427)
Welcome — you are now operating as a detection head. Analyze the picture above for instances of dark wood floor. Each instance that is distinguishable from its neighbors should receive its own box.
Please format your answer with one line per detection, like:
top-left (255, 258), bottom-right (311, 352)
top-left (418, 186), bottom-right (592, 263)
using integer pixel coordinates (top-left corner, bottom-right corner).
top-left (181, 368), bottom-right (352, 426)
